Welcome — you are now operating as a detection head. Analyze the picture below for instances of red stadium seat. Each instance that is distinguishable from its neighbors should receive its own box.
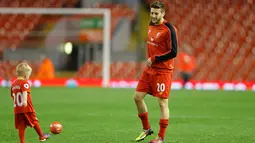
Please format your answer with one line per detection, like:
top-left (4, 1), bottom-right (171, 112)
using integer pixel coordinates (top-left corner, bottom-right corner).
top-left (1, 0), bottom-right (254, 81)
top-left (0, 0), bottom-right (80, 59)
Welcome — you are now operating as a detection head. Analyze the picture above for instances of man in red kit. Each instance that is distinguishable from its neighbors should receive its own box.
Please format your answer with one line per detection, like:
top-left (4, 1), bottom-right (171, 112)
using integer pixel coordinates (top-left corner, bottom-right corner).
top-left (134, 1), bottom-right (178, 143)
top-left (11, 62), bottom-right (50, 143)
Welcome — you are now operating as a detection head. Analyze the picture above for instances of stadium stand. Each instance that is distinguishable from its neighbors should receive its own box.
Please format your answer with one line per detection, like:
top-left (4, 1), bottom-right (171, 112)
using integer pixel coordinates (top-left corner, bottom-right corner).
top-left (77, 0), bottom-right (254, 82)
top-left (0, 0), bottom-right (254, 82)
top-left (0, 1), bottom-right (136, 79)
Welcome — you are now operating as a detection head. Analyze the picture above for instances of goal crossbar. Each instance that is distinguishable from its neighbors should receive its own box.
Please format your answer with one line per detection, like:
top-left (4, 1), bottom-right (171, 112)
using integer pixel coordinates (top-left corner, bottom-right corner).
top-left (0, 8), bottom-right (111, 87)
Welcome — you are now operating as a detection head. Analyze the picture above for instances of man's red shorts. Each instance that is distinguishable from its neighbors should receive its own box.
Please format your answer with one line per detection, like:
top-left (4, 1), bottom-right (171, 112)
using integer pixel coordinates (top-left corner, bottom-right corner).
top-left (136, 71), bottom-right (172, 99)
top-left (15, 112), bottom-right (39, 129)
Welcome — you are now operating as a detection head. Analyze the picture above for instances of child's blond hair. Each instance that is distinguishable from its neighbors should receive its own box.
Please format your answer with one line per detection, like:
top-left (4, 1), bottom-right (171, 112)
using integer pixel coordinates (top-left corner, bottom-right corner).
top-left (16, 62), bottom-right (32, 77)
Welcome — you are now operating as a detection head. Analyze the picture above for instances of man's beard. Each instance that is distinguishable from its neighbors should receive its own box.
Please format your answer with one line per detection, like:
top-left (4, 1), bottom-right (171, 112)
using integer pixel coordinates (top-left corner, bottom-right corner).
top-left (151, 18), bottom-right (161, 24)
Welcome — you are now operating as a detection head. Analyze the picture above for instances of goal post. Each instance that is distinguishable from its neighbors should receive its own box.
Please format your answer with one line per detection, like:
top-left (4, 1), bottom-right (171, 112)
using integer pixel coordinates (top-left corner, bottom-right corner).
top-left (0, 8), bottom-right (111, 87)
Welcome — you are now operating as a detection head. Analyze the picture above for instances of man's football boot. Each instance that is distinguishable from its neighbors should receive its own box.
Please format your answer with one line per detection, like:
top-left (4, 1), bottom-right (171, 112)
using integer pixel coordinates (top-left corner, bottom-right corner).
top-left (149, 136), bottom-right (164, 143)
top-left (135, 128), bottom-right (154, 142)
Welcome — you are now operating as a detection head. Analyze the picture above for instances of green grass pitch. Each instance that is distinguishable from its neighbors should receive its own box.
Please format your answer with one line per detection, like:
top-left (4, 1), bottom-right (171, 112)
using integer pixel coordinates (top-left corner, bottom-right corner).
top-left (0, 87), bottom-right (254, 143)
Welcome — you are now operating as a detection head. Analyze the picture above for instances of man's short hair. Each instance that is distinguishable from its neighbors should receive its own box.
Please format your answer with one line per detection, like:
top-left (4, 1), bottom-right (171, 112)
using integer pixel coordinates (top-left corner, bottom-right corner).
top-left (150, 1), bottom-right (165, 10)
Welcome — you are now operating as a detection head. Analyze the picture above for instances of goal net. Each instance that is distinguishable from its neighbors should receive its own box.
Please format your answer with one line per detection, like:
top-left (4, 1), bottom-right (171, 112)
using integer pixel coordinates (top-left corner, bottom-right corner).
top-left (0, 8), bottom-right (111, 87)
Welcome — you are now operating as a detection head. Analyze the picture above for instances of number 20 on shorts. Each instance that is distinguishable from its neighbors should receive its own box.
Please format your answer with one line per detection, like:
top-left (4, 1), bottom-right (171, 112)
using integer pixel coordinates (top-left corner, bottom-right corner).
top-left (157, 83), bottom-right (165, 92)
